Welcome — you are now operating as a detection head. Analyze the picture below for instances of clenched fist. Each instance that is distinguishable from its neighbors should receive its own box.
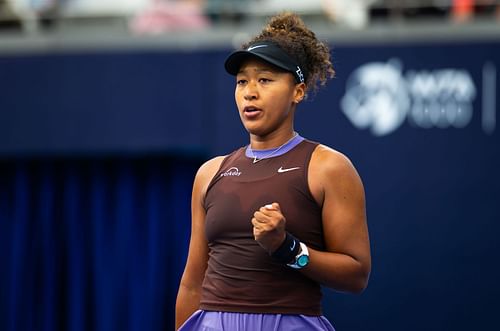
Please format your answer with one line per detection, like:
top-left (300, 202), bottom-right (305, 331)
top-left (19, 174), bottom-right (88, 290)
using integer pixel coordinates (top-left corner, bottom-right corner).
top-left (251, 202), bottom-right (287, 253)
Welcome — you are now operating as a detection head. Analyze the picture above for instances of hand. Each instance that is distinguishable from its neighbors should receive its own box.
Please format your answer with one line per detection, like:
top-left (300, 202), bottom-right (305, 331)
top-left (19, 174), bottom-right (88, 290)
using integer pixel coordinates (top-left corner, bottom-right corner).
top-left (251, 202), bottom-right (287, 253)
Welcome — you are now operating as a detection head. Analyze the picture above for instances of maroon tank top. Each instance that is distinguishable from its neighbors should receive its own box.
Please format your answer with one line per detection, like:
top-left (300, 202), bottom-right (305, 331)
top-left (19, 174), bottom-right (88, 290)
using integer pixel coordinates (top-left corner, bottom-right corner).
top-left (200, 140), bottom-right (325, 315)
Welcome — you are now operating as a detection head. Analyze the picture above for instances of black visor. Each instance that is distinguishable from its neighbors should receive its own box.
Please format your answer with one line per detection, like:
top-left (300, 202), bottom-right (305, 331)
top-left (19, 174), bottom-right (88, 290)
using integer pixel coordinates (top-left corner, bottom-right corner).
top-left (224, 41), bottom-right (307, 84)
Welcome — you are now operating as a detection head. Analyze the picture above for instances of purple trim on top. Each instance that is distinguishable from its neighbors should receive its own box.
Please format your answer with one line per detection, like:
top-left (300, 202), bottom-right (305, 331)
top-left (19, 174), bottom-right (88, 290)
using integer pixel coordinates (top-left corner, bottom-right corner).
top-left (245, 134), bottom-right (305, 160)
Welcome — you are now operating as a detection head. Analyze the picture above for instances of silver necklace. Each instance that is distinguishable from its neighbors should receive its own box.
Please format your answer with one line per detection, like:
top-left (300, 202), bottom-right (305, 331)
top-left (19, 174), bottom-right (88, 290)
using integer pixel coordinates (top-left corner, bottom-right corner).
top-left (248, 132), bottom-right (298, 164)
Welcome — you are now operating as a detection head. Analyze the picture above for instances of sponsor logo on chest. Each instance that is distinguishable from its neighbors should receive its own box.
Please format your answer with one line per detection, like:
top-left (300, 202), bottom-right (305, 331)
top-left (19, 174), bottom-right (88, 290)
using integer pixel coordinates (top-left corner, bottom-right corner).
top-left (220, 167), bottom-right (242, 177)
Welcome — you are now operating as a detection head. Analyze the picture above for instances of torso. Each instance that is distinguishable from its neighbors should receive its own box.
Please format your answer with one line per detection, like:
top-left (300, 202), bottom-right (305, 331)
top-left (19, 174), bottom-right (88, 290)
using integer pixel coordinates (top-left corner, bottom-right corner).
top-left (199, 139), bottom-right (325, 315)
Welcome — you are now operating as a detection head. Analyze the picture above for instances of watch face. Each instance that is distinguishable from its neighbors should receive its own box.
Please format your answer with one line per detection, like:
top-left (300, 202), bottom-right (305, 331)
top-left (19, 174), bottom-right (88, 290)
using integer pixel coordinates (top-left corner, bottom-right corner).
top-left (297, 255), bottom-right (309, 267)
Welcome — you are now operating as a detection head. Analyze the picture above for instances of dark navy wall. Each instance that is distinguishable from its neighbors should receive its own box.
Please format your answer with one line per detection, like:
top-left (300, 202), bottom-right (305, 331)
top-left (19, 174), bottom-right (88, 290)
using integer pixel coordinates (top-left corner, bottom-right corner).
top-left (0, 39), bottom-right (499, 330)
top-left (0, 51), bottom-right (209, 155)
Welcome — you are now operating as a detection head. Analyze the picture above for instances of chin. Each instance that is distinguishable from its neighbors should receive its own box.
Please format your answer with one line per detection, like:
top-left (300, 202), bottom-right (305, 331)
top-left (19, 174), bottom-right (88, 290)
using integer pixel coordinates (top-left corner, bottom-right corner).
top-left (241, 121), bottom-right (260, 134)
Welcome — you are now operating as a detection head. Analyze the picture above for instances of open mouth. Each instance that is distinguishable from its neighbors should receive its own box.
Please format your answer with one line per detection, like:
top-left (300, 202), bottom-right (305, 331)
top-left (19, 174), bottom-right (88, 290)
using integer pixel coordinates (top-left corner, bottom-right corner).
top-left (243, 106), bottom-right (262, 118)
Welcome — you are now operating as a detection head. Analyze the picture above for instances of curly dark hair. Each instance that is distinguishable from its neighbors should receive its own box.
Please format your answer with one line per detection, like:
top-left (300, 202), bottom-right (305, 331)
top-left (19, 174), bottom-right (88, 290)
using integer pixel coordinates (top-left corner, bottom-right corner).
top-left (242, 12), bottom-right (335, 95)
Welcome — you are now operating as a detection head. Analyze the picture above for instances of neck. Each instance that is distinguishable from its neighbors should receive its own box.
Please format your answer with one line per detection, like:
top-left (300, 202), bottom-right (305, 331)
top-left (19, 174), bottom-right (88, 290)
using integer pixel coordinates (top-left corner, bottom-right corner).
top-left (249, 129), bottom-right (296, 151)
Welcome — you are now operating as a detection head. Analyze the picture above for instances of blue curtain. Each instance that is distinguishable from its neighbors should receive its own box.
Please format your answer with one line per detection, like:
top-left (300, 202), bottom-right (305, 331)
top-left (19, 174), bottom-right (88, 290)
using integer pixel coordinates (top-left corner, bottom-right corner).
top-left (0, 156), bottom-right (201, 331)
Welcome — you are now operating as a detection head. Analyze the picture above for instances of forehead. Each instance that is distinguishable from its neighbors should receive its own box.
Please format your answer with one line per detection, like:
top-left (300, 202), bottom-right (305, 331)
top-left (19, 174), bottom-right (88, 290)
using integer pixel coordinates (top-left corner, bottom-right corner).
top-left (237, 57), bottom-right (286, 75)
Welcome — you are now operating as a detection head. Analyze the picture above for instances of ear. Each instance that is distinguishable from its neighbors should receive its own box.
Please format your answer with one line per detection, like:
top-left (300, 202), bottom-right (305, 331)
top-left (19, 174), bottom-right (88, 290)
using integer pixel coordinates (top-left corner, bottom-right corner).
top-left (293, 82), bottom-right (306, 104)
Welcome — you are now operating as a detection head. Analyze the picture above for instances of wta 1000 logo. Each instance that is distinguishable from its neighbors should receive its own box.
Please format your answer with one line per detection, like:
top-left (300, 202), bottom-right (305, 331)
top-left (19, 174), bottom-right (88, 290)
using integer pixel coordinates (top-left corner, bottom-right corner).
top-left (341, 59), bottom-right (497, 136)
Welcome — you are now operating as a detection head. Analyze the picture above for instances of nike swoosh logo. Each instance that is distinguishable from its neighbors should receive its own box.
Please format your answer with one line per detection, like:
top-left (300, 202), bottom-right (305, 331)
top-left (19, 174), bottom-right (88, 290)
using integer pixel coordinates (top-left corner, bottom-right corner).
top-left (290, 240), bottom-right (296, 251)
top-left (247, 45), bottom-right (268, 51)
top-left (277, 166), bottom-right (301, 173)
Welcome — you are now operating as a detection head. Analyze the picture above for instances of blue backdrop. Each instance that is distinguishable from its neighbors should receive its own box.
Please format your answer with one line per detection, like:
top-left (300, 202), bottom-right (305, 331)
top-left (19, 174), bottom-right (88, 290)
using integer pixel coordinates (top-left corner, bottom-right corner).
top-left (0, 157), bottom-right (199, 331)
top-left (0, 39), bottom-right (499, 330)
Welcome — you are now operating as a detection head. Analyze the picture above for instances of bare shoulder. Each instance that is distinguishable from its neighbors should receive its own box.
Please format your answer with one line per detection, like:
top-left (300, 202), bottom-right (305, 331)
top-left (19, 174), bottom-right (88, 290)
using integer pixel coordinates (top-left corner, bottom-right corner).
top-left (193, 155), bottom-right (226, 199)
top-left (310, 144), bottom-right (358, 177)
top-left (196, 155), bottom-right (226, 181)
top-left (309, 144), bottom-right (363, 204)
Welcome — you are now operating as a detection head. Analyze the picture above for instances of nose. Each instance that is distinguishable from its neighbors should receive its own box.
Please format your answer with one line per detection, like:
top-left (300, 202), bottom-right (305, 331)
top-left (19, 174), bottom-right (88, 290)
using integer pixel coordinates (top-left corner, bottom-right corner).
top-left (244, 82), bottom-right (258, 101)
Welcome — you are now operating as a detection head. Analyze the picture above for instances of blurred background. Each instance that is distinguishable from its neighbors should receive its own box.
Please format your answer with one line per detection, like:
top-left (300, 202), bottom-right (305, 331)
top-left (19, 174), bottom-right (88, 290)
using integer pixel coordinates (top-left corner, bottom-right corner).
top-left (0, 1), bottom-right (499, 330)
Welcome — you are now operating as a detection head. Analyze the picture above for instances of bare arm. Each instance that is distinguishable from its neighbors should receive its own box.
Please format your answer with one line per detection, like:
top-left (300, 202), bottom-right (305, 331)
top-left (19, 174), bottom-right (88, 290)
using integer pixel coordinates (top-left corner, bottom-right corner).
top-left (175, 156), bottom-right (225, 329)
top-left (251, 145), bottom-right (371, 293)
top-left (252, 145), bottom-right (371, 293)
top-left (303, 145), bottom-right (371, 293)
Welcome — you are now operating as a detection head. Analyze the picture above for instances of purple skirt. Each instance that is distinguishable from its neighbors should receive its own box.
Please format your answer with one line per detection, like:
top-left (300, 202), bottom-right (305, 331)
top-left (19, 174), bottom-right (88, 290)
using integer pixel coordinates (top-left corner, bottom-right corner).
top-left (178, 310), bottom-right (336, 331)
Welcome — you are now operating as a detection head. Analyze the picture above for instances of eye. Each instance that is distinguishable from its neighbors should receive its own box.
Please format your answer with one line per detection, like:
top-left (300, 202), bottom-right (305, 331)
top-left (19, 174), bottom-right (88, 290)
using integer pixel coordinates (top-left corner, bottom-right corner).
top-left (259, 78), bottom-right (272, 83)
top-left (236, 79), bottom-right (247, 85)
